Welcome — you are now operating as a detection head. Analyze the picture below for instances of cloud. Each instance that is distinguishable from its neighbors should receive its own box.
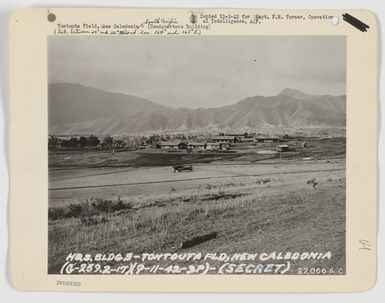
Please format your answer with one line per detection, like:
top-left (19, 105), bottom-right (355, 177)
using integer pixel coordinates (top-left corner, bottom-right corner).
top-left (48, 36), bottom-right (346, 108)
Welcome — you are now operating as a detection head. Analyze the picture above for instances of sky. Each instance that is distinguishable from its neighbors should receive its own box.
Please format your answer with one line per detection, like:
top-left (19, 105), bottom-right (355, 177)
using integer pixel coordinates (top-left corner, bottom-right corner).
top-left (48, 36), bottom-right (346, 109)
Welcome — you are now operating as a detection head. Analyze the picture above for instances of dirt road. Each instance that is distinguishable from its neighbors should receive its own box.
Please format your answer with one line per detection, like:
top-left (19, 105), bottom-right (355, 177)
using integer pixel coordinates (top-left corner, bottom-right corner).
top-left (49, 159), bottom-right (345, 206)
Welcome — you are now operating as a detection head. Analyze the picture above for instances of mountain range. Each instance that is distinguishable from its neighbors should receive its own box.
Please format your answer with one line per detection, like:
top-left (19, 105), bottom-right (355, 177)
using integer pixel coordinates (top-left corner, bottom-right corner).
top-left (48, 83), bottom-right (346, 135)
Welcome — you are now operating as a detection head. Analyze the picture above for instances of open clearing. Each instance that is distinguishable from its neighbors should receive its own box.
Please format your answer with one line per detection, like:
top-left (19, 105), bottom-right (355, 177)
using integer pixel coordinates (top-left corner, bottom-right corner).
top-left (48, 138), bottom-right (345, 274)
top-left (48, 160), bottom-right (345, 274)
top-left (49, 160), bottom-right (344, 206)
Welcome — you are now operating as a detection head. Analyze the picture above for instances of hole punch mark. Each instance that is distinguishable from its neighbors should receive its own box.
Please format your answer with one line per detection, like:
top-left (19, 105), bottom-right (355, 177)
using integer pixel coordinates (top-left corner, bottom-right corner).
top-left (331, 16), bottom-right (339, 25)
top-left (47, 13), bottom-right (56, 22)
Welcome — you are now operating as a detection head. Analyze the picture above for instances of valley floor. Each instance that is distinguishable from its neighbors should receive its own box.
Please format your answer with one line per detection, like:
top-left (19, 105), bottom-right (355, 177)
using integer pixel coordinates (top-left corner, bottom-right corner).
top-left (48, 158), bottom-right (345, 275)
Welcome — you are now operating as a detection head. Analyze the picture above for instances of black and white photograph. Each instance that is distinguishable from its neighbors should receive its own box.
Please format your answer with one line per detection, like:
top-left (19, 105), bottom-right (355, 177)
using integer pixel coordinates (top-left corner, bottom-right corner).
top-left (47, 35), bottom-right (346, 275)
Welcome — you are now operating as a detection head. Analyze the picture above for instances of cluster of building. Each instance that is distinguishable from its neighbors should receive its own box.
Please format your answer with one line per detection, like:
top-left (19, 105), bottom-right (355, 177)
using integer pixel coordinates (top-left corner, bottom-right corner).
top-left (157, 133), bottom-right (290, 152)
top-left (158, 141), bottom-right (231, 151)
top-left (49, 132), bottom-right (300, 153)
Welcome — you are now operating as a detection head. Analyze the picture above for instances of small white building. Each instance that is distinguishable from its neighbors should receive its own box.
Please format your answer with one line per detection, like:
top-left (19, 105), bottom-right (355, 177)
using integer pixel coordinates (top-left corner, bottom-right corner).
top-left (187, 142), bottom-right (206, 150)
top-left (276, 144), bottom-right (290, 152)
top-left (211, 136), bottom-right (235, 143)
top-left (206, 142), bottom-right (221, 150)
top-left (255, 136), bottom-right (280, 143)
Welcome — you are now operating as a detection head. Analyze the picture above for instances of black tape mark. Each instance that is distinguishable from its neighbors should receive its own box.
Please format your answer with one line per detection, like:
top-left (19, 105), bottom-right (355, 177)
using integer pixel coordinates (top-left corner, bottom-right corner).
top-left (342, 13), bottom-right (369, 32)
top-left (190, 13), bottom-right (198, 24)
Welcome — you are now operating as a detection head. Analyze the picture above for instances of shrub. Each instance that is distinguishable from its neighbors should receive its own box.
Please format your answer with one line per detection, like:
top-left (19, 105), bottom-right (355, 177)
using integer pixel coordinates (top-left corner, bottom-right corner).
top-left (48, 198), bottom-right (133, 221)
top-left (48, 207), bottom-right (65, 221)
top-left (67, 203), bottom-right (85, 218)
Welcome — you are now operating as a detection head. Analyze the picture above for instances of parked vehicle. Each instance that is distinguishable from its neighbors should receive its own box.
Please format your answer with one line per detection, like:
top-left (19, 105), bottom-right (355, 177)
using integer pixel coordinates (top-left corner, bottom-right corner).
top-left (173, 163), bottom-right (193, 172)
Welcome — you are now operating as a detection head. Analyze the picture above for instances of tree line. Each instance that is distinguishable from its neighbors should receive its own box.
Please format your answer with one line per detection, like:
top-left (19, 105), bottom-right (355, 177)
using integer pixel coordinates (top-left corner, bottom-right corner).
top-left (48, 133), bottom-right (200, 151)
top-left (48, 135), bottom-right (119, 150)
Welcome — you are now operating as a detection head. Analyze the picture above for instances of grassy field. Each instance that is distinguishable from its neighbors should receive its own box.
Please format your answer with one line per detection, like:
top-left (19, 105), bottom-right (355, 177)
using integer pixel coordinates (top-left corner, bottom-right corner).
top-left (48, 138), bottom-right (346, 168)
top-left (48, 138), bottom-right (346, 274)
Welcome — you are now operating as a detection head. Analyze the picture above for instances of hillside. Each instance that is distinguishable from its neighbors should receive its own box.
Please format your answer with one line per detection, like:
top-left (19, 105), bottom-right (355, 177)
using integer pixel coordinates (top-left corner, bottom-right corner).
top-left (49, 83), bottom-right (346, 135)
